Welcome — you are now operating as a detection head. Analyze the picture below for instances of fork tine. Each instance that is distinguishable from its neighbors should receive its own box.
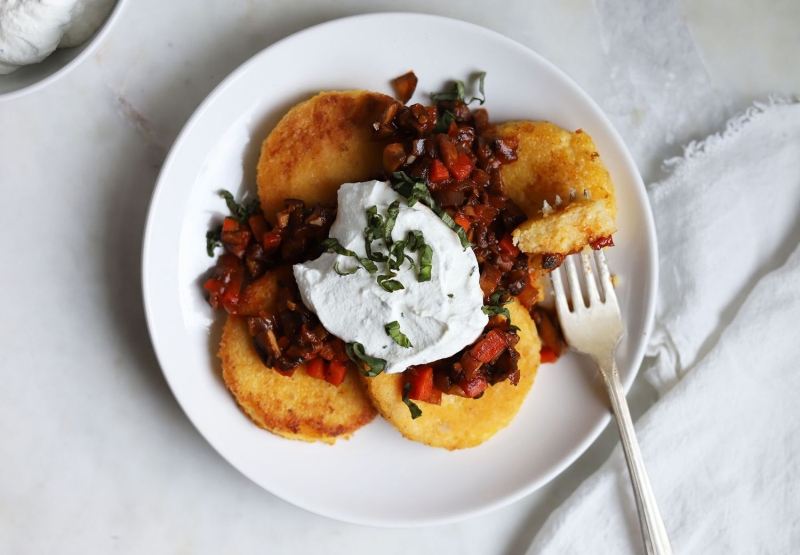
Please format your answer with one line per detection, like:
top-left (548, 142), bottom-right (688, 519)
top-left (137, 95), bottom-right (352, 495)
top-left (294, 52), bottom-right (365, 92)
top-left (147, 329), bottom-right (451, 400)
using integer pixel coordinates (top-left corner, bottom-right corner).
top-left (594, 249), bottom-right (618, 305)
top-left (580, 249), bottom-right (601, 304)
top-left (564, 255), bottom-right (585, 309)
top-left (549, 263), bottom-right (571, 315)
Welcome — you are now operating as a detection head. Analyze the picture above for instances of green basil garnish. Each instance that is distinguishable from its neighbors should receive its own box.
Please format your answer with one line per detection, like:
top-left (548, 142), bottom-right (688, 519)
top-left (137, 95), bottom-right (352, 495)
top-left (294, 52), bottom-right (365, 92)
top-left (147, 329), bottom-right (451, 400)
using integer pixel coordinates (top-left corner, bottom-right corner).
top-left (322, 237), bottom-right (378, 274)
top-left (333, 261), bottom-right (358, 276)
top-left (346, 342), bottom-right (387, 377)
top-left (482, 289), bottom-right (518, 330)
top-left (384, 200), bottom-right (400, 245)
top-left (220, 190), bottom-right (260, 222)
top-left (429, 72), bottom-right (486, 106)
top-left (205, 225), bottom-right (222, 257)
top-left (433, 109), bottom-right (457, 134)
top-left (419, 244), bottom-right (433, 282)
top-left (377, 273), bottom-right (404, 293)
top-left (402, 381), bottom-right (423, 419)
top-left (390, 173), bottom-right (472, 250)
top-left (385, 321), bottom-right (412, 348)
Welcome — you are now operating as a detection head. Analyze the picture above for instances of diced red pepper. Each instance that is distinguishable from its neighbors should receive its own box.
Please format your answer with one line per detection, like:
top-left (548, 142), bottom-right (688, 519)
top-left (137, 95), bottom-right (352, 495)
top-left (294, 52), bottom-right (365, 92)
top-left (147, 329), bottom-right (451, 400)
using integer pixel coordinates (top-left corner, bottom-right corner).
top-left (429, 158), bottom-right (450, 183)
top-left (204, 254), bottom-right (243, 313)
top-left (222, 218), bottom-right (240, 233)
top-left (219, 261), bottom-right (243, 314)
top-left (454, 214), bottom-right (471, 232)
top-left (248, 214), bottom-right (270, 244)
top-left (498, 234), bottom-right (520, 257)
top-left (324, 360), bottom-right (348, 387)
top-left (470, 329), bottom-right (509, 363)
top-left (449, 152), bottom-right (474, 180)
top-left (405, 366), bottom-right (434, 401)
top-left (262, 230), bottom-right (281, 252)
top-left (306, 357), bottom-right (326, 379)
top-left (460, 375), bottom-right (488, 398)
top-left (590, 235), bottom-right (614, 250)
top-left (540, 346), bottom-right (558, 364)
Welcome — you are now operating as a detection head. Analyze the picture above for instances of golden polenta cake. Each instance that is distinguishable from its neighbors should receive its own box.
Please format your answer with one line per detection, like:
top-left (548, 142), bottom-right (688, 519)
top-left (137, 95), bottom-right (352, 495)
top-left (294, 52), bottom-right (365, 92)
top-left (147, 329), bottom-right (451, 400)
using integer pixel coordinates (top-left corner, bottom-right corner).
top-left (361, 300), bottom-right (540, 450)
top-left (494, 121), bottom-right (617, 255)
top-left (219, 270), bottom-right (377, 443)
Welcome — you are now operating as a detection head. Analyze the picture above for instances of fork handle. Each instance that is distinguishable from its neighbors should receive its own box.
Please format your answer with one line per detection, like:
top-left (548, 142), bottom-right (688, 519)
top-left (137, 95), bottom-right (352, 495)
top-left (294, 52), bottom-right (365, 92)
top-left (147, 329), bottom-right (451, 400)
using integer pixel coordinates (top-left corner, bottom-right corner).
top-left (599, 358), bottom-right (674, 555)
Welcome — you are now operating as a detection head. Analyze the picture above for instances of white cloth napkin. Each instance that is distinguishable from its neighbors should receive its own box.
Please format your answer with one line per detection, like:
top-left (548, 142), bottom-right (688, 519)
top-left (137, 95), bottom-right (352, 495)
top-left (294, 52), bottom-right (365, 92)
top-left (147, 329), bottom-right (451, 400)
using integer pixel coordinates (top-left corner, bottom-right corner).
top-left (527, 99), bottom-right (800, 554)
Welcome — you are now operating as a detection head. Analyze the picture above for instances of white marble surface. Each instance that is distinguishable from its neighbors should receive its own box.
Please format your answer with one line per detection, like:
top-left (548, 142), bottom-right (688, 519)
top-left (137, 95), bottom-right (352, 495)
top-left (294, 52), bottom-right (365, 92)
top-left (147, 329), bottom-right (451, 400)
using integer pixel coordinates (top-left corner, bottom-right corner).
top-left (1, 1), bottom-right (798, 553)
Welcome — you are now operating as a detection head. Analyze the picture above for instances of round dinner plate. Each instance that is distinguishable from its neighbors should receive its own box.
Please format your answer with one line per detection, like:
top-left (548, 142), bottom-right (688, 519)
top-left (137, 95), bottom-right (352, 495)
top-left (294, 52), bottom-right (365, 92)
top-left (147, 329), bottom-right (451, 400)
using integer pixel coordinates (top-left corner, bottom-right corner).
top-left (142, 13), bottom-right (657, 527)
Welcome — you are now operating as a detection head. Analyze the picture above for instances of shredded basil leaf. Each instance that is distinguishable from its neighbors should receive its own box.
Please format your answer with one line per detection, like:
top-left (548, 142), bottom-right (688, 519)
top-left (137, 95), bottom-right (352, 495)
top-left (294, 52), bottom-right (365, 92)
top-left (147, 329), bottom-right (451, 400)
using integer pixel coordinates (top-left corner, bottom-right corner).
top-left (419, 244), bottom-right (433, 282)
top-left (430, 80), bottom-right (466, 102)
top-left (359, 257), bottom-right (379, 274)
top-left (402, 381), bottom-right (423, 419)
top-left (377, 273), bottom-right (404, 292)
top-left (470, 266), bottom-right (476, 276)
top-left (429, 73), bottom-right (487, 106)
top-left (433, 109), bottom-right (457, 134)
top-left (384, 200), bottom-right (400, 245)
top-left (448, 293), bottom-right (454, 298)
top-left (205, 225), bottom-right (222, 257)
top-left (385, 321), bottom-right (413, 348)
top-left (482, 289), bottom-right (515, 327)
top-left (219, 190), bottom-right (260, 222)
top-left (471, 72), bottom-right (487, 105)
top-left (390, 173), bottom-right (472, 250)
top-left (333, 262), bottom-right (358, 276)
top-left (321, 237), bottom-right (356, 257)
top-left (346, 342), bottom-right (386, 377)
top-left (323, 237), bottom-right (377, 273)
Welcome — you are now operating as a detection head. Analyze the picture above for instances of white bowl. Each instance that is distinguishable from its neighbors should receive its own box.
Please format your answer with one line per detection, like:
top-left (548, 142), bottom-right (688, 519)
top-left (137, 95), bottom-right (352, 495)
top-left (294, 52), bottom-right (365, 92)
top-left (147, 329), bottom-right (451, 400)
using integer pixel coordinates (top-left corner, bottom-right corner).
top-left (0, 0), bottom-right (127, 101)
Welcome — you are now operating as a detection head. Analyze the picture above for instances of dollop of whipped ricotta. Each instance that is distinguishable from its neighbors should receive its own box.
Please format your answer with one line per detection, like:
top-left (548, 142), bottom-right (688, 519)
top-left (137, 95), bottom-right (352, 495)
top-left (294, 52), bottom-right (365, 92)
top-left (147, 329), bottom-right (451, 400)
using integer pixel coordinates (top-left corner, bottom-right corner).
top-left (0, 0), bottom-right (115, 75)
top-left (293, 180), bottom-right (488, 374)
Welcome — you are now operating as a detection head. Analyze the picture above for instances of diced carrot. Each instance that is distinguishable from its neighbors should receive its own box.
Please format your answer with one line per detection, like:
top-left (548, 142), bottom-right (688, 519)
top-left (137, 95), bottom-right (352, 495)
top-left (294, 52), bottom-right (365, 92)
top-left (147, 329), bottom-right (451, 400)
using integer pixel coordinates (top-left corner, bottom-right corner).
top-left (454, 214), bottom-right (471, 232)
top-left (222, 217), bottom-right (241, 232)
top-left (498, 234), bottom-right (520, 257)
top-left (429, 158), bottom-right (450, 183)
top-left (470, 330), bottom-right (508, 363)
top-left (248, 214), bottom-right (270, 243)
top-left (460, 375), bottom-right (488, 398)
top-left (324, 360), bottom-right (348, 386)
top-left (220, 258), bottom-right (244, 314)
top-left (449, 152), bottom-right (474, 180)
top-left (405, 366), bottom-right (434, 401)
top-left (306, 357), bottom-right (326, 380)
top-left (540, 347), bottom-right (558, 364)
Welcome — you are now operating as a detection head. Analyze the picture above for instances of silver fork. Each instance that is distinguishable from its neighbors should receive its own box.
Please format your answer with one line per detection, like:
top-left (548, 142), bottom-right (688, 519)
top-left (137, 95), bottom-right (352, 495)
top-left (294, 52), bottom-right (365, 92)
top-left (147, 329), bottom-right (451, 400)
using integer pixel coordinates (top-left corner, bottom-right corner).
top-left (550, 249), bottom-right (673, 555)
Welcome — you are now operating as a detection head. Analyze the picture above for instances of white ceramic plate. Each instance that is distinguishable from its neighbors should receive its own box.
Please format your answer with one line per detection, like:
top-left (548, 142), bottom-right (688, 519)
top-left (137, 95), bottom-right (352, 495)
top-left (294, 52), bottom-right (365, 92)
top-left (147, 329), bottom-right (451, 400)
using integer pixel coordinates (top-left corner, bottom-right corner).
top-left (142, 13), bottom-right (657, 527)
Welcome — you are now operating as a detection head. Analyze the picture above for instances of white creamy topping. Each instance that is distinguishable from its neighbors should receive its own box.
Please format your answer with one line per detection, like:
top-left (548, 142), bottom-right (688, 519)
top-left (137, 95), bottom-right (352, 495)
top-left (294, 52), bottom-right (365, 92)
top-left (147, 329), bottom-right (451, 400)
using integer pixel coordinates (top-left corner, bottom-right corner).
top-left (293, 180), bottom-right (487, 374)
top-left (0, 0), bottom-right (114, 75)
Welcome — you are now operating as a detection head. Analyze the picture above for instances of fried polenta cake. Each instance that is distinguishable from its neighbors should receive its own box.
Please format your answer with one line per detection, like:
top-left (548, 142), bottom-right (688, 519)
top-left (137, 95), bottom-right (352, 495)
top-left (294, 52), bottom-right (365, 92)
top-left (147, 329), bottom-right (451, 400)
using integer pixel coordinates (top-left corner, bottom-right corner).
top-left (215, 91), bottom-right (395, 443)
top-left (219, 268), bottom-right (377, 443)
top-left (361, 300), bottom-right (540, 450)
top-left (494, 121), bottom-right (617, 256)
top-left (257, 90), bottom-right (395, 220)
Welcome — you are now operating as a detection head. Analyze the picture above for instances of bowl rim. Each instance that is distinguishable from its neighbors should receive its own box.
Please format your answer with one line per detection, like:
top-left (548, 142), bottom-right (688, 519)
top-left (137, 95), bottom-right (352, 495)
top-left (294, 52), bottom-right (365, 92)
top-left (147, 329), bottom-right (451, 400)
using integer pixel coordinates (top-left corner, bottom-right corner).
top-left (0, 0), bottom-right (128, 102)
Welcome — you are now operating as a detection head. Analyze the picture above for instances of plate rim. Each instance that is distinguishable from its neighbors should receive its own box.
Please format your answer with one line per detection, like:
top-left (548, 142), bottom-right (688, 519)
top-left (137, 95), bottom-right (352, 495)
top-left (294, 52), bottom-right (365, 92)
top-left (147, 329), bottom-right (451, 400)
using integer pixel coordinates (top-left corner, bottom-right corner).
top-left (141, 12), bottom-right (658, 527)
